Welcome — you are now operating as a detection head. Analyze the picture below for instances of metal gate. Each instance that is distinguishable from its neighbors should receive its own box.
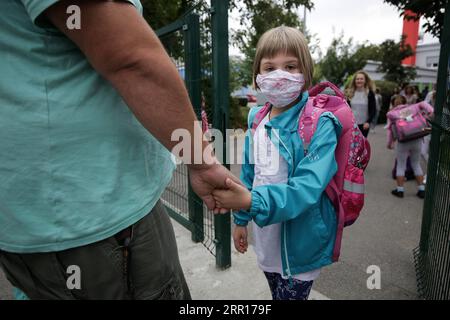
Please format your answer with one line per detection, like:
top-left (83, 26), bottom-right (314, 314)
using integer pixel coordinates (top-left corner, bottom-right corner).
top-left (414, 1), bottom-right (450, 300)
top-left (156, 0), bottom-right (231, 269)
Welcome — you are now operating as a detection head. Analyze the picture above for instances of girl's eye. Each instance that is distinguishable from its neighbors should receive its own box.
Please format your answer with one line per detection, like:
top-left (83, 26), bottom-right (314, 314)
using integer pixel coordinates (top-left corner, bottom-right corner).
top-left (286, 65), bottom-right (297, 70)
top-left (265, 67), bottom-right (274, 72)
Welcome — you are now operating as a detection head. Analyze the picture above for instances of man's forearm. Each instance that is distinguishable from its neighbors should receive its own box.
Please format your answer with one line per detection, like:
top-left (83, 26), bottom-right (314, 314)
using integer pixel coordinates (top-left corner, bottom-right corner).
top-left (45, 0), bottom-right (211, 166)
top-left (106, 41), bottom-right (210, 162)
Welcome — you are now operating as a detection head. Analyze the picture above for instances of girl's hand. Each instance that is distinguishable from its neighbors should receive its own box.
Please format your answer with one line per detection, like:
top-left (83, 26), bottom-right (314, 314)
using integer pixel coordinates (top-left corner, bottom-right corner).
top-left (363, 122), bottom-right (370, 130)
top-left (212, 178), bottom-right (252, 211)
top-left (387, 142), bottom-right (395, 150)
top-left (233, 226), bottom-right (248, 253)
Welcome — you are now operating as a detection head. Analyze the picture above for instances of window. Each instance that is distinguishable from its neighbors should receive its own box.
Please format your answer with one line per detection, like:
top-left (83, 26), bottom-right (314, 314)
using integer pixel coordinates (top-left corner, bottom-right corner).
top-left (426, 56), bottom-right (439, 68)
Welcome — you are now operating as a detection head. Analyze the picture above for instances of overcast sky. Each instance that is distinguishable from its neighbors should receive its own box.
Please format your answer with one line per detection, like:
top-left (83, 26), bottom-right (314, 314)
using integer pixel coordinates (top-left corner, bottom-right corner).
top-left (229, 0), bottom-right (439, 58)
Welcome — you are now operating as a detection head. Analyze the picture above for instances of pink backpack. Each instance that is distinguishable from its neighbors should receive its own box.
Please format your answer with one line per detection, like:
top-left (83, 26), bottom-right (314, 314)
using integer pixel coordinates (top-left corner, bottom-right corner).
top-left (386, 102), bottom-right (433, 143)
top-left (252, 82), bottom-right (371, 262)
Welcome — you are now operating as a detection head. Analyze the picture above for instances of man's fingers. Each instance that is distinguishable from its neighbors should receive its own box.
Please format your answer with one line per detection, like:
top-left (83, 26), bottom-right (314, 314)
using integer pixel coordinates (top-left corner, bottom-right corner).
top-left (221, 170), bottom-right (243, 188)
top-left (202, 195), bottom-right (216, 210)
top-left (212, 206), bottom-right (229, 214)
top-left (225, 178), bottom-right (238, 191)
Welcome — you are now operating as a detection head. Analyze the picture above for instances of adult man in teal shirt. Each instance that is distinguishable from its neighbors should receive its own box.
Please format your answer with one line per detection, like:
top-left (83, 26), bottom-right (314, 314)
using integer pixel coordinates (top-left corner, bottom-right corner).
top-left (0, 0), bottom-right (236, 299)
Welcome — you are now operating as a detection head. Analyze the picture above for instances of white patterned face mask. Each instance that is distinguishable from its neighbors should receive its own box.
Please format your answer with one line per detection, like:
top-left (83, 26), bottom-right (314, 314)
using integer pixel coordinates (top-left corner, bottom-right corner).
top-left (256, 69), bottom-right (305, 108)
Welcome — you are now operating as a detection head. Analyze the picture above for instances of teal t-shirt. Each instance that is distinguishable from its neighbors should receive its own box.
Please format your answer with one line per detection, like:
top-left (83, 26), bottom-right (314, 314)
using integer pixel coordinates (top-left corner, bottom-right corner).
top-left (0, 0), bottom-right (176, 253)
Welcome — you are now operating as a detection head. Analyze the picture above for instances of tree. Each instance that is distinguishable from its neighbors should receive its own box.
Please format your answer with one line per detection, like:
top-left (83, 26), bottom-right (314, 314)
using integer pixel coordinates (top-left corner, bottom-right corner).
top-left (230, 0), bottom-right (315, 86)
top-left (141, 0), bottom-right (196, 30)
top-left (384, 0), bottom-right (447, 41)
top-left (377, 37), bottom-right (416, 84)
top-left (318, 35), bottom-right (380, 86)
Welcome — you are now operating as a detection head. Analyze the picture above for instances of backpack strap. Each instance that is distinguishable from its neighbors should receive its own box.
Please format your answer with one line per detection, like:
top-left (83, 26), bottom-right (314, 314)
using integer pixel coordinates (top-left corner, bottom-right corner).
top-left (308, 81), bottom-right (345, 99)
top-left (298, 99), bottom-right (326, 154)
top-left (250, 102), bottom-right (271, 134)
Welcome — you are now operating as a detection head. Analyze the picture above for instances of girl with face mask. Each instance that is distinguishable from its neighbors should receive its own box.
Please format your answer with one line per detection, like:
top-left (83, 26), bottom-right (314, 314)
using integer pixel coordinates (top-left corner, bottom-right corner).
top-left (212, 26), bottom-right (341, 300)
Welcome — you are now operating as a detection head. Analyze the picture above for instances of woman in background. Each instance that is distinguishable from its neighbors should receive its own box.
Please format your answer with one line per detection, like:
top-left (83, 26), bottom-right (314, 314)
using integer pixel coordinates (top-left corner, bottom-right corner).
top-left (347, 70), bottom-right (376, 137)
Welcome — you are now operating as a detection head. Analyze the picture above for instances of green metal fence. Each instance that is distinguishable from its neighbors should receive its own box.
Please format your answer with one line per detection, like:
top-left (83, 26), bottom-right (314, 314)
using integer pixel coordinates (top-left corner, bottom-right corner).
top-left (157, 0), bottom-right (231, 269)
top-left (414, 2), bottom-right (450, 300)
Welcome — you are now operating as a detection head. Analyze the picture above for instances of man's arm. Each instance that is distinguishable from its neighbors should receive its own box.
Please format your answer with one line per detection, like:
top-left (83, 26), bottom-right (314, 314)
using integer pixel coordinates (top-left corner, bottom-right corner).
top-left (44, 0), bottom-right (236, 211)
top-left (45, 0), bottom-right (203, 158)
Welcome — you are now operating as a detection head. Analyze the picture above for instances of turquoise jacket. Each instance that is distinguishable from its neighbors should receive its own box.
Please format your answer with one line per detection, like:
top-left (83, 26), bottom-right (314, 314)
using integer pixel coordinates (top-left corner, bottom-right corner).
top-left (234, 92), bottom-right (342, 277)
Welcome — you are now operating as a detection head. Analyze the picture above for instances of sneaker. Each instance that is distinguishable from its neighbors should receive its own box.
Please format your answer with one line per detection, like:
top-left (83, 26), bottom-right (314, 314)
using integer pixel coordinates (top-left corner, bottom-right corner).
top-left (391, 189), bottom-right (404, 198)
top-left (417, 190), bottom-right (425, 199)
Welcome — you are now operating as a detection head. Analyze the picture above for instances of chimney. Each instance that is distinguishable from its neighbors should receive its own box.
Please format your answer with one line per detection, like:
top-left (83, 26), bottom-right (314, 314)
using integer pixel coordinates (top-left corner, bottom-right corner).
top-left (401, 10), bottom-right (420, 66)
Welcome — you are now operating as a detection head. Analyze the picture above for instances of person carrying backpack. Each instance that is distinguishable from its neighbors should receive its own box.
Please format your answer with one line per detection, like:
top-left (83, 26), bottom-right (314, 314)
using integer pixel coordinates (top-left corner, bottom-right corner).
top-left (211, 26), bottom-right (370, 300)
top-left (387, 96), bottom-right (434, 199)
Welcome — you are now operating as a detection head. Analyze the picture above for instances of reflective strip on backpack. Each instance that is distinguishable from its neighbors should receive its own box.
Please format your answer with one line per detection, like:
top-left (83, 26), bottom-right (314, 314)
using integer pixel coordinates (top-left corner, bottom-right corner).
top-left (343, 180), bottom-right (365, 194)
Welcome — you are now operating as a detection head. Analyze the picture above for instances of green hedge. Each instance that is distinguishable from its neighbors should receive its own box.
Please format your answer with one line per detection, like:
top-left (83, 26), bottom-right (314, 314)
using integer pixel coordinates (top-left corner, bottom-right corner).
top-left (230, 97), bottom-right (250, 129)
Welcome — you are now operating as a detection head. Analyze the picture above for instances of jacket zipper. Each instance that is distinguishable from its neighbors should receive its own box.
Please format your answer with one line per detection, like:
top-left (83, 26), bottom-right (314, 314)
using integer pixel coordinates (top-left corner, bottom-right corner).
top-left (271, 128), bottom-right (294, 283)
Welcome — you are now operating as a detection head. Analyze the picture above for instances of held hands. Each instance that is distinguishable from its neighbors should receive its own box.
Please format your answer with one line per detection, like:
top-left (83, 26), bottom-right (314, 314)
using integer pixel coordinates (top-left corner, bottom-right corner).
top-left (212, 178), bottom-right (252, 212)
top-left (188, 163), bottom-right (242, 214)
top-left (233, 226), bottom-right (248, 253)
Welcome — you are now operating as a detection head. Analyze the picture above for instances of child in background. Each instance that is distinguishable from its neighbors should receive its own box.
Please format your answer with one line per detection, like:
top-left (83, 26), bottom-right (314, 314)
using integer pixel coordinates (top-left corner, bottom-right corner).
top-left (421, 90), bottom-right (436, 183)
top-left (387, 95), bottom-right (433, 198)
top-left (403, 85), bottom-right (418, 105)
top-left (212, 26), bottom-right (341, 300)
top-left (371, 88), bottom-right (382, 132)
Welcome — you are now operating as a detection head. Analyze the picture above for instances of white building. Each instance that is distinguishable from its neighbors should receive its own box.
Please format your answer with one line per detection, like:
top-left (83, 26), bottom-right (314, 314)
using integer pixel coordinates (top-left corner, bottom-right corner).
top-left (364, 42), bottom-right (440, 86)
top-left (416, 42), bottom-right (440, 69)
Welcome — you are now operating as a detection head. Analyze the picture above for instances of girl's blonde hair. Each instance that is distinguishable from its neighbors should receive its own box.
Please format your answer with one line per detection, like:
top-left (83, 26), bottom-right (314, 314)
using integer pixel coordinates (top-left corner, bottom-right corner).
top-left (252, 26), bottom-right (313, 92)
top-left (347, 70), bottom-right (375, 100)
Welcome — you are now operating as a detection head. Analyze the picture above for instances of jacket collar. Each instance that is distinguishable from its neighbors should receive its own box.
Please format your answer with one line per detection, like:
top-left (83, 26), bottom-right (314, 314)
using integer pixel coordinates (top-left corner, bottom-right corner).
top-left (265, 91), bottom-right (309, 132)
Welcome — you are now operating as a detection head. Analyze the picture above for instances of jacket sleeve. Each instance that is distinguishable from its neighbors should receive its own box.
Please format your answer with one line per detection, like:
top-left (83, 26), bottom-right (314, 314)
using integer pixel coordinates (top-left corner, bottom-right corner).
top-left (233, 109), bottom-right (257, 226)
top-left (419, 101), bottom-right (434, 117)
top-left (249, 114), bottom-right (340, 227)
top-left (367, 90), bottom-right (376, 124)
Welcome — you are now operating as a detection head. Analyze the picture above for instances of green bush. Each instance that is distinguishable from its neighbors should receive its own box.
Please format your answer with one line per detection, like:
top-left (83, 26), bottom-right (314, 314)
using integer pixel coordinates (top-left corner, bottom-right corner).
top-left (230, 97), bottom-right (250, 129)
top-left (374, 80), bottom-right (398, 124)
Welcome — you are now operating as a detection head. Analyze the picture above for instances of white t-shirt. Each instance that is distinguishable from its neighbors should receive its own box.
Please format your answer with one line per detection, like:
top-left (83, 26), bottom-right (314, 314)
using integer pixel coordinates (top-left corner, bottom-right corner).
top-left (251, 114), bottom-right (320, 281)
top-left (351, 90), bottom-right (369, 125)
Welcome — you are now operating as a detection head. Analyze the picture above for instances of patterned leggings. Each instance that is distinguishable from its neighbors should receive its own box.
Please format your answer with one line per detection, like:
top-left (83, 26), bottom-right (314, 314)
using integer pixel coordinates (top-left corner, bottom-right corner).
top-left (264, 272), bottom-right (314, 300)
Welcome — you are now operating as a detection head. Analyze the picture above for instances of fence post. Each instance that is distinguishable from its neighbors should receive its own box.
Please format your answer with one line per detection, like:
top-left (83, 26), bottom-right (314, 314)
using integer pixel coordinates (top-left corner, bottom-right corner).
top-left (184, 13), bottom-right (204, 243)
top-left (211, 0), bottom-right (231, 269)
top-left (415, 0), bottom-right (450, 300)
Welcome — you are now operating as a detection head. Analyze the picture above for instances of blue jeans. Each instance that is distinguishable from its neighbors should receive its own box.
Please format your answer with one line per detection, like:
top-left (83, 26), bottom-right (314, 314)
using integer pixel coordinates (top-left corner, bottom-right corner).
top-left (264, 272), bottom-right (314, 300)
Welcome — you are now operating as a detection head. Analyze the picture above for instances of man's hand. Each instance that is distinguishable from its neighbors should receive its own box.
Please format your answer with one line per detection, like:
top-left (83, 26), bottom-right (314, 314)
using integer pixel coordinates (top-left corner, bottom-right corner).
top-left (188, 164), bottom-right (241, 213)
top-left (212, 178), bottom-right (252, 211)
top-left (233, 226), bottom-right (248, 254)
